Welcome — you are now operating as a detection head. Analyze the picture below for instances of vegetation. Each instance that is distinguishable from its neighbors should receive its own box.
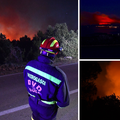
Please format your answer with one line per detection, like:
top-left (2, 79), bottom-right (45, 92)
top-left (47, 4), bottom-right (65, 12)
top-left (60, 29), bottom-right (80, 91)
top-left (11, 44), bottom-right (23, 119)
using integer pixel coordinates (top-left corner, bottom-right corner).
top-left (81, 61), bottom-right (102, 102)
top-left (0, 23), bottom-right (78, 65)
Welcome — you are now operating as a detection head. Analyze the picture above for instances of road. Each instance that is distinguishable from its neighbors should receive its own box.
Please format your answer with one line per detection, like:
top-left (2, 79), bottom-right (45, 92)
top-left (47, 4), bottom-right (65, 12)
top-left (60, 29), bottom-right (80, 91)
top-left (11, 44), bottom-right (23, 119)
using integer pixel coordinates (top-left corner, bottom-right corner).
top-left (0, 63), bottom-right (78, 120)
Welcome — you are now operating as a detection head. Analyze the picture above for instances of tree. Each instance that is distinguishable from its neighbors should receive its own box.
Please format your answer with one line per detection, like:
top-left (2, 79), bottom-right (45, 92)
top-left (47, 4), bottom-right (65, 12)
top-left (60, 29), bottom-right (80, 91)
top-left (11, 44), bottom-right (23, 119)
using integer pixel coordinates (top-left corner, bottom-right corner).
top-left (90, 94), bottom-right (120, 120)
top-left (0, 33), bottom-right (6, 40)
top-left (82, 94), bottom-right (120, 120)
top-left (5, 46), bottom-right (23, 63)
top-left (81, 61), bottom-right (102, 120)
top-left (33, 30), bottom-right (46, 42)
top-left (60, 31), bottom-right (78, 58)
top-left (18, 35), bottom-right (32, 61)
top-left (0, 33), bottom-right (11, 64)
top-left (45, 25), bottom-right (54, 38)
top-left (81, 61), bottom-right (102, 101)
top-left (27, 39), bottom-right (42, 60)
top-left (45, 23), bottom-right (78, 58)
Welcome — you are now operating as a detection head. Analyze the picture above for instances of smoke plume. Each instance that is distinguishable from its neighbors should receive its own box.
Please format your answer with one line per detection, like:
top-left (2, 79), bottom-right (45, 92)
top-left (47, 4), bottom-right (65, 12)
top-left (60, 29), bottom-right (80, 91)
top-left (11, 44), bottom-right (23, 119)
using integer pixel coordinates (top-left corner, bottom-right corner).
top-left (95, 61), bottom-right (120, 98)
top-left (0, 0), bottom-right (77, 41)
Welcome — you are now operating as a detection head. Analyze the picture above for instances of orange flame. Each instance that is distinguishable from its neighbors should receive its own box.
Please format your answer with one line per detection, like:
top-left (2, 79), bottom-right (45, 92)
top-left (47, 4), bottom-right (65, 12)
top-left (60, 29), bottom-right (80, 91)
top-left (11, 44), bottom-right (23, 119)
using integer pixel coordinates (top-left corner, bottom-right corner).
top-left (95, 61), bottom-right (120, 98)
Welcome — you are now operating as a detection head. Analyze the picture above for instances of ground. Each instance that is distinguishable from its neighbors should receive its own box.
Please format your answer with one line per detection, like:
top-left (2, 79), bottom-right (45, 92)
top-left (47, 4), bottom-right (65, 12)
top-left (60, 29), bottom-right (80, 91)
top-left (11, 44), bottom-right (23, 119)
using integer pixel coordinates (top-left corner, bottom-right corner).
top-left (0, 58), bottom-right (77, 76)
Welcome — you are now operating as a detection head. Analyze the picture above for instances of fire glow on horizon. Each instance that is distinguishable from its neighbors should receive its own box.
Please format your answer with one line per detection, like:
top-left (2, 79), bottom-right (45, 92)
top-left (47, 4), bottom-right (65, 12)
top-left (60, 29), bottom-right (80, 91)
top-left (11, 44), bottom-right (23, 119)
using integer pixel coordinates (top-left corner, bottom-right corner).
top-left (81, 12), bottom-right (120, 26)
top-left (0, 0), bottom-right (77, 41)
top-left (96, 14), bottom-right (115, 25)
top-left (0, 7), bottom-right (37, 41)
top-left (94, 61), bottom-right (120, 99)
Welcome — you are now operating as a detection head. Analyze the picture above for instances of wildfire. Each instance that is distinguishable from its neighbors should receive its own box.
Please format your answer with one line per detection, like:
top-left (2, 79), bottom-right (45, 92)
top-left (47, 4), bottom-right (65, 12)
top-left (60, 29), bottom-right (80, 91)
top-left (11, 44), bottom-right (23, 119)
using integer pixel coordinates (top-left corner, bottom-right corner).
top-left (95, 61), bottom-right (120, 98)
top-left (0, 5), bottom-right (38, 41)
top-left (81, 12), bottom-right (120, 26)
top-left (96, 25), bottom-right (118, 28)
top-left (96, 14), bottom-right (115, 25)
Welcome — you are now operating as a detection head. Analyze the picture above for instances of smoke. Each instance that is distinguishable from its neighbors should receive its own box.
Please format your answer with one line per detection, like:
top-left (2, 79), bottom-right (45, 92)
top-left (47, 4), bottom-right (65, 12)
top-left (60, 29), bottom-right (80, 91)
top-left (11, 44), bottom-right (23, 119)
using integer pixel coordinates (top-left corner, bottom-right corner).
top-left (81, 11), bottom-right (120, 25)
top-left (80, 11), bottom-right (99, 25)
top-left (95, 61), bottom-right (120, 98)
top-left (0, 6), bottom-right (34, 40)
top-left (0, 0), bottom-right (78, 41)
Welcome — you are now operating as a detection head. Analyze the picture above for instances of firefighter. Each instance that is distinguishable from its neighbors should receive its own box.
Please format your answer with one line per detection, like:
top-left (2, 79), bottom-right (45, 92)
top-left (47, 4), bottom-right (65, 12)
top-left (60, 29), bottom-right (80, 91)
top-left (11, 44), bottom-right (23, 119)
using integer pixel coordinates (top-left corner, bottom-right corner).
top-left (23, 37), bottom-right (70, 120)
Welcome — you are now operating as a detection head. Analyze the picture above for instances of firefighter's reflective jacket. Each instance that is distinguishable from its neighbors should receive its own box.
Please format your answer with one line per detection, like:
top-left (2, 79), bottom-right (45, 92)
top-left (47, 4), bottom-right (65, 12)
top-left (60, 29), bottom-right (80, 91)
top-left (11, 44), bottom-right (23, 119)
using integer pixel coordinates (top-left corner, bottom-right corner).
top-left (23, 55), bottom-right (70, 119)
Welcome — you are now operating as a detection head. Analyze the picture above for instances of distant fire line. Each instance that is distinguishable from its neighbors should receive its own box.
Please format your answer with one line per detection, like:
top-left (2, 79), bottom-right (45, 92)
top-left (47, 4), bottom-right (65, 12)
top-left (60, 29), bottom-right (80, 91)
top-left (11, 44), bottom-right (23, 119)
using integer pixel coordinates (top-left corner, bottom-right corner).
top-left (96, 25), bottom-right (118, 28)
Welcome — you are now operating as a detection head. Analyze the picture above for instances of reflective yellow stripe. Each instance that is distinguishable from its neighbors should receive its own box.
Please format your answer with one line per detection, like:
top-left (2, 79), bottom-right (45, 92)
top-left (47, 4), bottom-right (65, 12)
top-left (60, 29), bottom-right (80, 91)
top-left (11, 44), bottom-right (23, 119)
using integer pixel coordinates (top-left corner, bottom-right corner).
top-left (28, 92), bottom-right (35, 97)
top-left (50, 40), bottom-right (58, 47)
top-left (41, 39), bottom-right (46, 45)
top-left (41, 100), bottom-right (56, 105)
top-left (45, 50), bottom-right (55, 54)
top-left (31, 116), bottom-right (34, 120)
top-left (28, 92), bottom-right (56, 105)
top-left (25, 66), bottom-right (61, 85)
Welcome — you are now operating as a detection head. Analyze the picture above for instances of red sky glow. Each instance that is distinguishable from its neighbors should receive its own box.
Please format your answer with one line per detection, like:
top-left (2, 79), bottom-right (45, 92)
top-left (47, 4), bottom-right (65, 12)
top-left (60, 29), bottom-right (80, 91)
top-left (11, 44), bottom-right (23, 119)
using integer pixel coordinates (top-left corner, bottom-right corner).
top-left (0, 0), bottom-right (77, 41)
top-left (0, 6), bottom-right (38, 41)
top-left (81, 12), bottom-right (120, 25)
top-left (96, 14), bottom-right (115, 25)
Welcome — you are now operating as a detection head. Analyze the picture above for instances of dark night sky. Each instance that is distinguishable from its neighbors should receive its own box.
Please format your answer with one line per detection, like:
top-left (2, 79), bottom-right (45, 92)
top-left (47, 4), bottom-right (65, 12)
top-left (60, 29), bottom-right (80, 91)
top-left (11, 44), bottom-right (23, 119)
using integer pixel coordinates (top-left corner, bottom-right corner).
top-left (0, 0), bottom-right (78, 40)
top-left (81, 0), bottom-right (120, 16)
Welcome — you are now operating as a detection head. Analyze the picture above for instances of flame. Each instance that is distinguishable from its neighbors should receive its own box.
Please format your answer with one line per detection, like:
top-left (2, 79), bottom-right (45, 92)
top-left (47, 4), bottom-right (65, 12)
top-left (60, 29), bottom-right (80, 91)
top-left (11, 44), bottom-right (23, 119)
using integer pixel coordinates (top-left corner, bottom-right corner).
top-left (105, 61), bottom-right (120, 96)
top-left (96, 14), bottom-right (115, 25)
top-left (95, 61), bottom-right (120, 98)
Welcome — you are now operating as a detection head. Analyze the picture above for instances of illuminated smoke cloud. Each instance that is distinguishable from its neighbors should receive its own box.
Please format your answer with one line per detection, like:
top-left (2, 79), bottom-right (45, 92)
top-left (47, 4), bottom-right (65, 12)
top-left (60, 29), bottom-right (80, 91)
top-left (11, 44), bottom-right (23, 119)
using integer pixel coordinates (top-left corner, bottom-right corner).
top-left (96, 14), bottom-right (115, 25)
top-left (0, 0), bottom-right (77, 41)
top-left (80, 11), bottom-right (99, 25)
top-left (0, 0), bottom-right (43, 40)
top-left (0, 6), bottom-right (35, 40)
top-left (81, 11), bottom-right (120, 25)
top-left (95, 61), bottom-right (120, 98)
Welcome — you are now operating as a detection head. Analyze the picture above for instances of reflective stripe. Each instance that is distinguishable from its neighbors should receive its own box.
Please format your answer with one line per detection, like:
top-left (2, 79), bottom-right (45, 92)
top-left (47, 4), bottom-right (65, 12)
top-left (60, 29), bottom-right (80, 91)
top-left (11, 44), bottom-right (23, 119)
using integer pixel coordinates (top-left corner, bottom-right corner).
top-left (31, 116), bottom-right (34, 120)
top-left (41, 100), bottom-right (56, 105)
top-left (45, 50), bottom-right (55, 54)
top-left (50, 40), bottom-right (58, 47)
top-left (28, 92), bottom-right (35, 97)
top-left (41, 39), bottom-right (46, 45)
top-left (28, 92), bottom-right (56, 105)
top-left (25, 66), bottom-right (61, 85)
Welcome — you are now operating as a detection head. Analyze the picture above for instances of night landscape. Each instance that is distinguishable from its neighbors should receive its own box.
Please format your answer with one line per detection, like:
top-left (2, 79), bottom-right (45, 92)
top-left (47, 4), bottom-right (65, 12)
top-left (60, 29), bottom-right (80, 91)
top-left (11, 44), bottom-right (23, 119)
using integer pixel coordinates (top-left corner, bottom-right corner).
top-left (81, 61), bottom-right (120, 120)
top-left (80, 0), bottom-right (120, 120)
top-left (0, 0), bottom-right (78, 67)
top-left (80, 1), bottom-right (120, 59)
top-left (0, 1), bottom-right (78, 119)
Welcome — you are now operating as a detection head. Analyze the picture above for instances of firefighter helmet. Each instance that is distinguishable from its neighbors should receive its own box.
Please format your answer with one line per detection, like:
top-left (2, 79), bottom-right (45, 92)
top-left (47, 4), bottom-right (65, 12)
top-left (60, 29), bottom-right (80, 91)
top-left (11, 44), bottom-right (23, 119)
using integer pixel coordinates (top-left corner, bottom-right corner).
top-left (39, 37), bottom-right (62, 57)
